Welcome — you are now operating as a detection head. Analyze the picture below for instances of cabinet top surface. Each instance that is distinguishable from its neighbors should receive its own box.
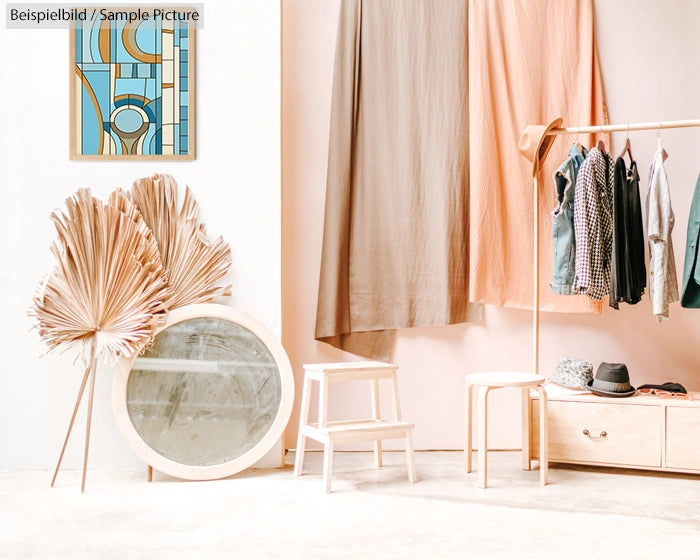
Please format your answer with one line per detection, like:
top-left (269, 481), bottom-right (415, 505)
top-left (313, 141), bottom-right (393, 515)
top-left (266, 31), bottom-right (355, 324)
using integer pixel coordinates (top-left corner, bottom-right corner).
top-left (536, 383), bottom-right (700, 407)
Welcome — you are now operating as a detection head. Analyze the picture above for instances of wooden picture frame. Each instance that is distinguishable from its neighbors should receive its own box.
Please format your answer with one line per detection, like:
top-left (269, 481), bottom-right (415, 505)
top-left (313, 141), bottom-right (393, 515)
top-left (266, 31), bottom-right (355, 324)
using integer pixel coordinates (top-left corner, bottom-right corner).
top-left (70, 10), bottom-right (195, 160)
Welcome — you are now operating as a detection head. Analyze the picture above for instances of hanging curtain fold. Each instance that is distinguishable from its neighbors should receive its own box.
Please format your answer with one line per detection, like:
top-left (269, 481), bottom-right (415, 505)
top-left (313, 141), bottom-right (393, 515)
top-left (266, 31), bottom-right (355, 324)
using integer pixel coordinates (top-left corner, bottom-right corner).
top-left (467, 0), bottom-right (608, 313)
top-left (316, 0), bottom-right (609, 359)
top-left (315, 0), bottom-right (478, 360)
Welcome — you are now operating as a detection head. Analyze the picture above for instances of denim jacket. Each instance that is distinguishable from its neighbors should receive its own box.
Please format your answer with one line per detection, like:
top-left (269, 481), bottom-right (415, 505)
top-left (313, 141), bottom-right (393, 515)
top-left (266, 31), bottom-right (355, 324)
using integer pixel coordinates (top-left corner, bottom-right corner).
top-left (551, 144), bottom-right (587, 294)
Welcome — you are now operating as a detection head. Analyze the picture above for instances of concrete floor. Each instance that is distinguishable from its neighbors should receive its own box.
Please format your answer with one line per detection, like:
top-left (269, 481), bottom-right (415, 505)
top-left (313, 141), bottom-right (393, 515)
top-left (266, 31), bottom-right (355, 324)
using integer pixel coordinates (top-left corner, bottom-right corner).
top-left (2, 451), bottom-right (700, 559)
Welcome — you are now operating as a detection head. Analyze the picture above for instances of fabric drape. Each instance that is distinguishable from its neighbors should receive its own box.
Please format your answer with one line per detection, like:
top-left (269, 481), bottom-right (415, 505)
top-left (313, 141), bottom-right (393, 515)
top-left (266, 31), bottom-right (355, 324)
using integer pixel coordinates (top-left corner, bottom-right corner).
top-left (468, 0), bottom-right (608, 312)
top-left (315, 0), bottom-right (479, 360)
top-left (316, 0), bottom-right (609, 359)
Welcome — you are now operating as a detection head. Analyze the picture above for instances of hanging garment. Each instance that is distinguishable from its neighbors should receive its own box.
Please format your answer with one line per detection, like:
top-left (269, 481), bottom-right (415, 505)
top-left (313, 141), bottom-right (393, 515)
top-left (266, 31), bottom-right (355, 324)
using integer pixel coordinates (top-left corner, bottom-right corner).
top-left (468, 0), bottom-right (608, 313)
top-left (315, 0), bottom-right (480, 360)
top-left (573, 148), bottom-right (615, 301)
top-left (609, 157), bottom-right (646, 308)
top-left (646, 148), bottom-right (680, 321)
top-left (681, 172), bottom-right (700, 308)
top-left (551, 144), bottom-right (588, 295)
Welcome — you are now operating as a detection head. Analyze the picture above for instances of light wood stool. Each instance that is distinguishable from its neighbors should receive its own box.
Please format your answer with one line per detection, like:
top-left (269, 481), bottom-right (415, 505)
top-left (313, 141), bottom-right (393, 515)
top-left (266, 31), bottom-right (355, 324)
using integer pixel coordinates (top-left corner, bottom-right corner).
top-left (464, 372), bottom-right (548, 488)
top-left (294, 361), bottom-right (418, 493)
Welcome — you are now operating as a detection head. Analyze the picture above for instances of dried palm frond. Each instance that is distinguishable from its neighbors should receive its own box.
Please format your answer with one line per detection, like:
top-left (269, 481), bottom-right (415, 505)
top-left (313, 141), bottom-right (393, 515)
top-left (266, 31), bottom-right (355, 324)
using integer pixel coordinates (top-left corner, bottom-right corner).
top-left (30, 189), bottom-right (168, 362)
top-left (28, 188), bottom-right (168, 492)
top-left (130, 173), bottom-right (232, 310)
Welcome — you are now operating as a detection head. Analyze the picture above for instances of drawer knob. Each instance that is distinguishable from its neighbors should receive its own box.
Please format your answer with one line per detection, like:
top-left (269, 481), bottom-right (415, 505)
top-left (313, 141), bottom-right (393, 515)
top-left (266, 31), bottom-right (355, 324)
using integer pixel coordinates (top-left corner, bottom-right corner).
top-left (583, 429), bottom-right (607, 439)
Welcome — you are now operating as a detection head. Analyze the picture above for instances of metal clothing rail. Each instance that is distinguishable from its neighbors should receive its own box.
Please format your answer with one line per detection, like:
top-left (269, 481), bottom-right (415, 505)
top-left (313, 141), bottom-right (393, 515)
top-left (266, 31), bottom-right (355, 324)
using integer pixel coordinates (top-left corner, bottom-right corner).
top-left (527, 117), bottom-right (700, 375)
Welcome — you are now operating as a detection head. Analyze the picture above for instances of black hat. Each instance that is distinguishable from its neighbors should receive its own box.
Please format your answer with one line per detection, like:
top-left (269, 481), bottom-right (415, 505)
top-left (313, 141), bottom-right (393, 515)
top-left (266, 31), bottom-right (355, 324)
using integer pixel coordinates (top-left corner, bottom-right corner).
top-left (587, 362), bottom-right (635, 398)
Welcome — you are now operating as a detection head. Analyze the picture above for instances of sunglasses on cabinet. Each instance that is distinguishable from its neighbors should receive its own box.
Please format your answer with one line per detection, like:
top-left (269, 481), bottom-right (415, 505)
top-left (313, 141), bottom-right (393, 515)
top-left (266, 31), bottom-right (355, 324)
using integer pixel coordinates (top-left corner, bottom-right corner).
top-left (637, 388), bottom-right (694, 400)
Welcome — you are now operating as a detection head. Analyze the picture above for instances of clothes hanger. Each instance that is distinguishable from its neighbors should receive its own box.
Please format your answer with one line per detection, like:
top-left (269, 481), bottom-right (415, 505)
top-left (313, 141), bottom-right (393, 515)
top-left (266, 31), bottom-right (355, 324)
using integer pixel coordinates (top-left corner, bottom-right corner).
top-left (596, 125), bottom-right (606, 152)
top-left (574, 127), bottom-right (584, 153)
top-left (618, 124), bottom-right (634, 162)
top-left (656, 125), bottom-right (668, 160)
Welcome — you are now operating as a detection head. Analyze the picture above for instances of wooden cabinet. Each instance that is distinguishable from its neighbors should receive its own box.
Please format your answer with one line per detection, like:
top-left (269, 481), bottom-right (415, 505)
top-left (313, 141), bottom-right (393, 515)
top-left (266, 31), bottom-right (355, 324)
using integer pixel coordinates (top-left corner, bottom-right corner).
top-left (530, 387), bottom-right (700, 474)
top-left (666, 407), bottom-right (700, 471)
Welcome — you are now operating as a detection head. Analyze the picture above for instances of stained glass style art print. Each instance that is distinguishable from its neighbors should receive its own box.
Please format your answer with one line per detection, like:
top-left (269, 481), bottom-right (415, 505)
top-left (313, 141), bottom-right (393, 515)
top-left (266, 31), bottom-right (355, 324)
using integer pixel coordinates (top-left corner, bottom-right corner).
top-left (70, 11), bottom-right (195, 160)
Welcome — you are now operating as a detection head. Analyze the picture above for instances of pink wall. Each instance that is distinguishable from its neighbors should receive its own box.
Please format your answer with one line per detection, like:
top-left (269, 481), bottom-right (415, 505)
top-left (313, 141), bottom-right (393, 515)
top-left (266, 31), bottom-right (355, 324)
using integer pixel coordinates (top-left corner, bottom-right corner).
top-left (282, 0), bottom-right (700, 450)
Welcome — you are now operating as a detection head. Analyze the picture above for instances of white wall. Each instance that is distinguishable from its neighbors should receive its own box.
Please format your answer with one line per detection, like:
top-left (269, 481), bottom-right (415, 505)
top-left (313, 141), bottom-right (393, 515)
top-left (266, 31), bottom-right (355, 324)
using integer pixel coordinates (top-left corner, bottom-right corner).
top-left (281, 0), bottom-right (700, 452)
top-left (0, 0), bottom-right (281, 470)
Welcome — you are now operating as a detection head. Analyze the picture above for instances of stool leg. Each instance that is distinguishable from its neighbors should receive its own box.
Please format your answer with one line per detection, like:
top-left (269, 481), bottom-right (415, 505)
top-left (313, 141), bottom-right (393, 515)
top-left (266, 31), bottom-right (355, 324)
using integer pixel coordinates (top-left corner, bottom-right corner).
top-left (323, 439), bottom-right (334, 493)
top-left (147, 465), bottom-right (153, 482)
top-left (294, 376), bottom-right (312, 476)
top-left (522, 387), bottom-right (532, 470)
top-left (319, 375), bottom-right (332, 492)
top-left (405, 431), bottom-right (417, 483)
top-left (318, 375), bottom-right (329, 430)
top-left (370, 378), bottom-right (383, 467)
top-left (477, 385), bottom-right (491, 488)
top-left (464, 382), bottom-right (474, 474)
top-left (390, 371), bottom-right (403, 421)
top-left (536, 385), bottom-right (548, 485)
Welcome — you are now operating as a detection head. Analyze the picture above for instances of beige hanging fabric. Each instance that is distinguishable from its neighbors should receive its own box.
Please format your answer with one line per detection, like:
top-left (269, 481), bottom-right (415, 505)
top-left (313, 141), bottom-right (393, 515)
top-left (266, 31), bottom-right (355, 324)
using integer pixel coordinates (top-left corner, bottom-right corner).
top-left (468, 0), bottom-right (609, 312)
top-left (315, 0), bottom-right (480, 360)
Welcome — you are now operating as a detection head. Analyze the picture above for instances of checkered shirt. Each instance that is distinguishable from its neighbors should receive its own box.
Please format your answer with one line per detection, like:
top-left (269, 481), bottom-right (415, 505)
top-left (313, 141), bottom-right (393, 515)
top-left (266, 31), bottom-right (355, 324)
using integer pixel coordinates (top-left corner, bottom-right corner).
top-left (573, 148), bottom-right (615, 300)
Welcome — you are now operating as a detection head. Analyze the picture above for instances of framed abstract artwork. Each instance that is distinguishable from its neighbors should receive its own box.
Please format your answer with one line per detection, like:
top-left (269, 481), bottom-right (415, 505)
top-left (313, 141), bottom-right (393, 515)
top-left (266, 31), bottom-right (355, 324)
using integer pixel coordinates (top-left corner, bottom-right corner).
top-left (70, 10), bottom-right (195, 160)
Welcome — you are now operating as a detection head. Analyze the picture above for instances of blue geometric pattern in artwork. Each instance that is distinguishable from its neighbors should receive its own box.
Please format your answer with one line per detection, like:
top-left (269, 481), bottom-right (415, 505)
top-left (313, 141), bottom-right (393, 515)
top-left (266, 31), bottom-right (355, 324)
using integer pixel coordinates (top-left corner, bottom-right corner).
top-left (74, 17), bottom-right (191, 156)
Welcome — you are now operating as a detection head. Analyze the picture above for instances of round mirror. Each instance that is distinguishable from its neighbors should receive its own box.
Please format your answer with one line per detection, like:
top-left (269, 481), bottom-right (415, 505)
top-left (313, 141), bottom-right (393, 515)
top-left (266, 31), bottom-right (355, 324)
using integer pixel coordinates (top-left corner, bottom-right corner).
top-left (113, 304), bottom-right (294, 480)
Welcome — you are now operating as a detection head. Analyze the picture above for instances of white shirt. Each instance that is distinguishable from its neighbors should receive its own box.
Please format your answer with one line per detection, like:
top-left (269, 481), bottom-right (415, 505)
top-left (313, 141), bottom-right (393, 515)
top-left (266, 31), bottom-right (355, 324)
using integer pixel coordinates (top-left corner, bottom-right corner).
top-left (646, 147), bottom-right (679, 321)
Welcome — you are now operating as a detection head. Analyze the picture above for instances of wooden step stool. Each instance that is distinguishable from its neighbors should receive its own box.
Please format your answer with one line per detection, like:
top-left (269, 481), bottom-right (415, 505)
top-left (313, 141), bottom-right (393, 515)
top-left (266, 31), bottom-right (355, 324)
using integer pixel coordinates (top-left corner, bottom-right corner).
top-left (294, 361), bottom-right (418, 493)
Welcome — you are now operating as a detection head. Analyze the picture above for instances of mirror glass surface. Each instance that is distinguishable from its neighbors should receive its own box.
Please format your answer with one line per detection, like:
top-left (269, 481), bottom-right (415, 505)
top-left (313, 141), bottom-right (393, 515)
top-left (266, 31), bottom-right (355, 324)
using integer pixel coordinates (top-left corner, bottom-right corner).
top-left (126, 317), bottom-right (282, 466)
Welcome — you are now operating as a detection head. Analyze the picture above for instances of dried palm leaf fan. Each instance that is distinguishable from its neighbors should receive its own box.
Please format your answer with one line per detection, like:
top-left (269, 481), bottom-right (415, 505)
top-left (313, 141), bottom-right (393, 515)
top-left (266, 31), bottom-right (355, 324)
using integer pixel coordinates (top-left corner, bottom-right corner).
top-left (130, 173), bottom-right (232, 309)
top-left (29, 189), bottom-right (168, 492)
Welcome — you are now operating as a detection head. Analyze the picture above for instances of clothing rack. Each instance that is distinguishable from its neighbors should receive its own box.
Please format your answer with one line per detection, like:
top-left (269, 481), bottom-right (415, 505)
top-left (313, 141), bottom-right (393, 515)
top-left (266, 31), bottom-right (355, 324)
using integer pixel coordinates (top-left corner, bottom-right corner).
top-left (526, 117), bottom-right (700, 376)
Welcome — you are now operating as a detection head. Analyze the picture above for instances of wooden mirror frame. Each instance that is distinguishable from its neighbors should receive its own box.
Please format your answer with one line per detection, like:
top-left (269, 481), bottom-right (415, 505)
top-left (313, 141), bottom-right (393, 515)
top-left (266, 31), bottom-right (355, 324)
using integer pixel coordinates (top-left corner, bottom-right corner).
top-left (112, 303), bottom-right (294, 480)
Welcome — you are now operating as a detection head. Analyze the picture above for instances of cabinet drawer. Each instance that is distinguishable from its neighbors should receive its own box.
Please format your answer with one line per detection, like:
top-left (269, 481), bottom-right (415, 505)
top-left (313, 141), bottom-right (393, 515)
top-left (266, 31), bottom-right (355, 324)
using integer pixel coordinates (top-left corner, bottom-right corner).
top-left (666, 407), bottom-right (700, 470)
top-left (533, 400), bottom-right (661, 467)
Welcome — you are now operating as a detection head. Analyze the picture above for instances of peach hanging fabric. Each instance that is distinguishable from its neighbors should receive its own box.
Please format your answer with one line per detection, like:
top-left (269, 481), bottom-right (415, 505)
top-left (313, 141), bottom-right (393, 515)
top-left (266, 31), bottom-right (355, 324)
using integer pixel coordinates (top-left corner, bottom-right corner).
top-left (315, 0), bottom-right (480, 360)
top-left (468, 0), bottom-right (609, 312)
